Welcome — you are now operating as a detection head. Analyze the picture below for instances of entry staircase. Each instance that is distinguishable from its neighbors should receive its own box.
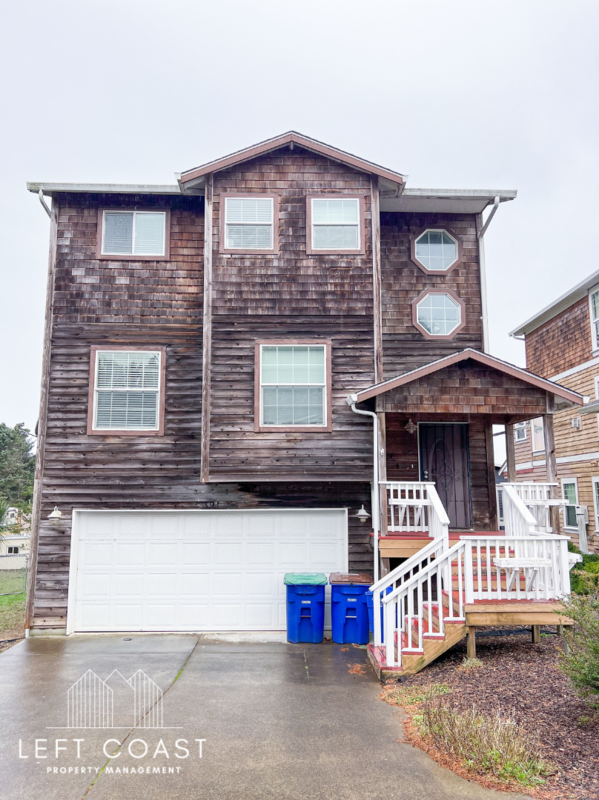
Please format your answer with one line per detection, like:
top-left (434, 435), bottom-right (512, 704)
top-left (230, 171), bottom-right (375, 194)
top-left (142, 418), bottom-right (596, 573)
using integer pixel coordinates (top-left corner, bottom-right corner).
top-left (368, 482), bottom-right (580, 677)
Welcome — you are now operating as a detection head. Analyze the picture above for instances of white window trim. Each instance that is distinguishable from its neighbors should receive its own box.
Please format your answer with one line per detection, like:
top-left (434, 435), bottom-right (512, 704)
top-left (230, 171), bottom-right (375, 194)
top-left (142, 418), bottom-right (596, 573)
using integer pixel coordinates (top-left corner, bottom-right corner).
top-left (7, 546), bottom-right (19, 554)
top-left (224, 197), bottom-right (274, 250)
top-left (588, 285), bottom-right (599, 353)
top-left (92, 349), bottom-right (162, 432)
top-left (592, 477), bottom-right (599, 533)
top-left (414, 228), bottom-right (459, 272)
top-left (416, 293), bottom-right (462, 336)
top-left (101, 210), bottom-right (166, 257)
top-left (561, 477), bottom-right (579, 531)
top-left (514, 422), bottom-right (528, 441)
top-left (259, 343), bottom-right (328, 429)
top-left (310, 197), bottom-right (361, 252)
top-left (595, 376), bottom-right (599, 438)
top-left (531, 417), bottom-right (545, 454)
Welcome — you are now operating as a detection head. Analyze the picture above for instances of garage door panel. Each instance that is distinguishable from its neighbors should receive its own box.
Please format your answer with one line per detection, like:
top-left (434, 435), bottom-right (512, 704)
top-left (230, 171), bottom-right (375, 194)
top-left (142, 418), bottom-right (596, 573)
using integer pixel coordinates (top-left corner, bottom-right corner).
top-left (72, 510), bottom-right (347, 632)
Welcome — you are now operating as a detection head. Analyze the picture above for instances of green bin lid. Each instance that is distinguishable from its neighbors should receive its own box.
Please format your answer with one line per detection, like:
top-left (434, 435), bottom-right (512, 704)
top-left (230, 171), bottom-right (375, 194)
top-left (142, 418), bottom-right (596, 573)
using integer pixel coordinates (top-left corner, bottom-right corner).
top-left (284, 572), bottom-right (328, 586)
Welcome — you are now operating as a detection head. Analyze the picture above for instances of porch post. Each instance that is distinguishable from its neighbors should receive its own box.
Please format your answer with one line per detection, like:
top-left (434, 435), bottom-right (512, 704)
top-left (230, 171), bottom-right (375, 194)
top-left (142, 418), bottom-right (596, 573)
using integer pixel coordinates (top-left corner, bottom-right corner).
top-left (377, 401), bottom-right (388, 539)
top-left (485, 420), bottom-right (498, 530)
top-left (543, 394), bottom-right (559, 533)
top-left (506, 422), bottom-right (516, 482)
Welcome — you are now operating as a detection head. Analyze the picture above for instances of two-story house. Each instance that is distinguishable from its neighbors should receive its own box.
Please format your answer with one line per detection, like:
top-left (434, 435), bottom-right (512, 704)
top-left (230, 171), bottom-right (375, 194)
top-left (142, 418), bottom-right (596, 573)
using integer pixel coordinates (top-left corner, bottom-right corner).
top-left (511, 271), bottom-right (599, 554)
top-left (25, 131), bottom-right (584, 638)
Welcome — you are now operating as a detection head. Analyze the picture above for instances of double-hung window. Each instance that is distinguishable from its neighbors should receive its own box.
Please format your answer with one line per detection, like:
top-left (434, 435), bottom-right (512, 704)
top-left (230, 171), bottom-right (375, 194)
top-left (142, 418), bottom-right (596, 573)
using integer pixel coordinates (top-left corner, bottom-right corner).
top-left (222, 195), bottom-right (278, 253)
top-left (562, 479), bottom-right (578, 529)
top-left (256, 342), bottom-right (331, 431)
top-left (307, 196), bottom-right (363, 254)
top-left (514, 422), bottom-right (527, 441)
top-left (100, 210), bottom-right (167, 258)
top-left (89, 348), bottom-right (165, 435)
top-left (7, 546), bottom-right (19, 554)
top-left (531, 417), bottom-right (545, 452)
top-left (590, 286), bottom-right (599, 350)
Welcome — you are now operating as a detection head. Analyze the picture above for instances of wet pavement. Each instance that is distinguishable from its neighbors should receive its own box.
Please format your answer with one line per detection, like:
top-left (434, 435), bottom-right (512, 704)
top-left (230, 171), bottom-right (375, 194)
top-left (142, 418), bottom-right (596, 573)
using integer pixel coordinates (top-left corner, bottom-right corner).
top-left (0, 635), bottom-right (525, 799)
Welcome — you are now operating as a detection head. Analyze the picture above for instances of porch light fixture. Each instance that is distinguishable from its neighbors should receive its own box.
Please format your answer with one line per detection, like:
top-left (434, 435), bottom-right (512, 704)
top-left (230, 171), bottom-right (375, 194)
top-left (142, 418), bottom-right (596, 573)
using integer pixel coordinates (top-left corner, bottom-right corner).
top-left (48, 506), bottom-right (63, 525)
top-left (355, 505), bottom-right (370, 523)
top-left (404, 419), bottom-right (417, 435)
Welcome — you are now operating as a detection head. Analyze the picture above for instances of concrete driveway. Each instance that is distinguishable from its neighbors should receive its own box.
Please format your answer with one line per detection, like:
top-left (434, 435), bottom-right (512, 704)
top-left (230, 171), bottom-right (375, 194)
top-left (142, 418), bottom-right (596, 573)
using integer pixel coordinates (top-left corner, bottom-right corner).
top-left (0, 636), bottom-right (524, 800)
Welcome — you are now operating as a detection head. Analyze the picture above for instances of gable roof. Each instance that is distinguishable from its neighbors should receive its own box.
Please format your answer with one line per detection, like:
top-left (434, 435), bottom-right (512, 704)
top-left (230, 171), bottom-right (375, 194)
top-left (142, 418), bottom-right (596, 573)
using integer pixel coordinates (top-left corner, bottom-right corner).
top-left (510, 269), bottom-right (599, 337)
top-left (348, 349), bottom-right (586, 409)
top-left (178, 131), bottom-right (407, 188)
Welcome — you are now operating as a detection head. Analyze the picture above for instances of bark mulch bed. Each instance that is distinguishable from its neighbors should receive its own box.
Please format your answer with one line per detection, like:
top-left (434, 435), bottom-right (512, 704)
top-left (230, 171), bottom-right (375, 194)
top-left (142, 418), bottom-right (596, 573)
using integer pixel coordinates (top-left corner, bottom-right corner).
top-left (385, 628), bottom-right (599, 800)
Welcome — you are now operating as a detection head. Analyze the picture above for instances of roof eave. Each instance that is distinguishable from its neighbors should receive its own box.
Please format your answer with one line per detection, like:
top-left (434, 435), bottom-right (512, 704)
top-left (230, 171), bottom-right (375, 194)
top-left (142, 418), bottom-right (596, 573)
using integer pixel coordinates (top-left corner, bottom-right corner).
top-left (27, 182), bottom-right (183, 197)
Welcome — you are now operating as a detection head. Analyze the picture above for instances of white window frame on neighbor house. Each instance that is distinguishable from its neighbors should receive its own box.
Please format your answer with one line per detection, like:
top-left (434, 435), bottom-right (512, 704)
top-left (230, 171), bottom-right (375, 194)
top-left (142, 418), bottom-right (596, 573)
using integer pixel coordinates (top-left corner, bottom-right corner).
top-left (7, 546), bottom-right (19, 554)
top-left (88, 347), bottom-right (166, 436)
top-left (531, 417), bottom-right (545, 453)
top-left (254, 340), bottom-right (332, 432)
top-left (589, 285), bottom-right (599, 352)
top-left (306, 196), bottom-right (364, 255)
top-left (561, 478), bottom-right (579, 531)
top-left (514, 422), bottom-right (528, 441)
top-left (592, 477), bottom-right (599, 533)
top-left (220, 195), bottom-right (279, 254)
top-left (595, 375), bottom-right (599, 437)
top-left (99, 210), bottom-right (168, 259)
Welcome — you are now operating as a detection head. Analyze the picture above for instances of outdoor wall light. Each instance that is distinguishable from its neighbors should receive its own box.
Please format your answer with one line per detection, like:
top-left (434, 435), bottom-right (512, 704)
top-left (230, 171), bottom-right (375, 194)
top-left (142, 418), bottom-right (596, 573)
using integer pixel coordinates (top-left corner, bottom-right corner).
top-left (354, 505), bottom-right (370, 523)
top-left (48, 506), bottom-right (63, 525)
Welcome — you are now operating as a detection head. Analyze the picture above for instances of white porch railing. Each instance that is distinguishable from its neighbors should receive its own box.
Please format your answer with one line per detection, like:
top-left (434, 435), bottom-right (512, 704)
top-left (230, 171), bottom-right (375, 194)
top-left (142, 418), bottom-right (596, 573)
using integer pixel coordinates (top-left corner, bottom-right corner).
top-left (501, 482), bottom-right (567, 533)
top-left (382, 481), bottom-right (450, 546)
top-left (501, 484), bottom-right (538, 537)
top-left (378, 533), bottom-right (571, 667)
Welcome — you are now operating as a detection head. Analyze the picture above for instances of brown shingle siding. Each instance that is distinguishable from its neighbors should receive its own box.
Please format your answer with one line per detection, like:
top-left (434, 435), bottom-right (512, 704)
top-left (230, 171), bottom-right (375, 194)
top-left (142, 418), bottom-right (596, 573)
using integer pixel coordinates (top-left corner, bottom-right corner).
top-left (525, 296), bottom-right (592, 378)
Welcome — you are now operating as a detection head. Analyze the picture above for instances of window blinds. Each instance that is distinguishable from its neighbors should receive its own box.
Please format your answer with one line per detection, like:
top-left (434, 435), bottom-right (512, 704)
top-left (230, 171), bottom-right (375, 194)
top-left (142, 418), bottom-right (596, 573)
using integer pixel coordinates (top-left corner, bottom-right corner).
top-left (94, 351), bottom-right (160, 430)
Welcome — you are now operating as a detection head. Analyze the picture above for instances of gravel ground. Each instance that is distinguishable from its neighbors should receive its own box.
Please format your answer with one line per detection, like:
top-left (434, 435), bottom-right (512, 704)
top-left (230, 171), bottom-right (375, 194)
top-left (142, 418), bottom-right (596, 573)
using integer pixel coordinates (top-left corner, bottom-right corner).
top-left (397, 628), bottom-right (599, 800)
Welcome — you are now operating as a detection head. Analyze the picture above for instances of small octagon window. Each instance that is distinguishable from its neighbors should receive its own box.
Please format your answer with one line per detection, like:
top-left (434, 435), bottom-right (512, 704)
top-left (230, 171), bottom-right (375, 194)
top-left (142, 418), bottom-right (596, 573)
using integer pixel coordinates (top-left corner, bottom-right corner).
top-left (412, 228), bottom-right (460, 273)
top-left (412, 290), bottom-right (465, 338)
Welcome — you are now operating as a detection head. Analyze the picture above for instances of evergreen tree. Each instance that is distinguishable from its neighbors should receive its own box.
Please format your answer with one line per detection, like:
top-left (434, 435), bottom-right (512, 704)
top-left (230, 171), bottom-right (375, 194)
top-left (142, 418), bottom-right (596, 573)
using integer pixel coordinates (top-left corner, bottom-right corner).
top-left (0, 423), bottom-right (35, 508)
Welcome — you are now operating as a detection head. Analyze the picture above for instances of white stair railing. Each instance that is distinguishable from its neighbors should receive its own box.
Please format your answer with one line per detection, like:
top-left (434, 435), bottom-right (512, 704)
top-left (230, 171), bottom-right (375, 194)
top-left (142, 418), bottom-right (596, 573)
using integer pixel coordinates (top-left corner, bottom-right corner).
top-left (502, 484), bottom-right (539, 537)
top-left (382, 540), bottom-right (467, 668)
top-left (371, 482), bottom-right (450, 647)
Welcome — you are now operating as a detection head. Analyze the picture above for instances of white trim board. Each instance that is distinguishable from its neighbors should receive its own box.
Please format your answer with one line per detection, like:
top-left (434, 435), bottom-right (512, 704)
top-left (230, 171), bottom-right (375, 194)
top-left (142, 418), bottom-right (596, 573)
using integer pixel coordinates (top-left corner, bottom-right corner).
top-left (550, 355), bottom-right (599, 383)
top-left (516, 451), bottom-right (599, 471)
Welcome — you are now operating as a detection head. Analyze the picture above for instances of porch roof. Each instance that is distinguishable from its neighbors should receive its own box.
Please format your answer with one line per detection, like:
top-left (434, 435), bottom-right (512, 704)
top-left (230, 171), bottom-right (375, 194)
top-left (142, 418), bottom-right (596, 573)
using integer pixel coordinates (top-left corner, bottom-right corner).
top-left (348, 349), bottom-right (586, 412)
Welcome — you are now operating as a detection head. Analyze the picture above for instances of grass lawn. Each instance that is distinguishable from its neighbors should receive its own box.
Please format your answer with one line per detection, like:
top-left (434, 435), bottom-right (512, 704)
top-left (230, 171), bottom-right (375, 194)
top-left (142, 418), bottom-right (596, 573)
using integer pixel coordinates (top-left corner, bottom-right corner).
top-left (0, 591), bottom-right (26, 653)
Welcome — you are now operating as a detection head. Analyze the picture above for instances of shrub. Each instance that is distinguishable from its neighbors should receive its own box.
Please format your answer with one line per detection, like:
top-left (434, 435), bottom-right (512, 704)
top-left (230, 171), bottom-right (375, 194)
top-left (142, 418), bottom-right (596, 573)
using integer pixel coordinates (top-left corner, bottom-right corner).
top-left (416, 690), bottom-right (550, 787)
top-left (569, 543), bottom-right (599, 594)
top-left (559, 585), bottom-right (599, 708)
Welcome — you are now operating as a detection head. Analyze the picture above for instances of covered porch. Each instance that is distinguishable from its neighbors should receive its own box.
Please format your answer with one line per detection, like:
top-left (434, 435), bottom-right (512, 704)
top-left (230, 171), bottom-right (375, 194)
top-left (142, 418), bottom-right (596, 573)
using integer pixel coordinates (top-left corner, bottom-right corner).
top-left (347, 349), bottom-right (586, 677)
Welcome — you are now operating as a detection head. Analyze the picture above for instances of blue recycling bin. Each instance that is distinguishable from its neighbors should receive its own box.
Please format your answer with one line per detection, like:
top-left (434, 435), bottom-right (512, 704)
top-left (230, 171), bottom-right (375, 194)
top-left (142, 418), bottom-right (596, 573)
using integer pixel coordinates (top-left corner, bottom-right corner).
top-left (330, 573), bottom-right (372, 645)
top-left (284, 573), bottom-right (327, 643)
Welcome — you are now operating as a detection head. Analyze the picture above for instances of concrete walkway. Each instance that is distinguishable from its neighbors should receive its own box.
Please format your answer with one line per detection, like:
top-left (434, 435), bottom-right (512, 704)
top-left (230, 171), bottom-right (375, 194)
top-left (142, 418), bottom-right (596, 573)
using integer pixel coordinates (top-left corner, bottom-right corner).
top-left (0, 636), bottom-right (525, 799)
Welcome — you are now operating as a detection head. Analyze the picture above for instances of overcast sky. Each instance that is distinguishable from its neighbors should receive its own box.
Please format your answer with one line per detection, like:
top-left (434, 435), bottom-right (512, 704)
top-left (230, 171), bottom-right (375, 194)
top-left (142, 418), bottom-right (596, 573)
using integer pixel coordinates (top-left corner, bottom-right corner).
top-left (1, 0), bottom-right (598, 449)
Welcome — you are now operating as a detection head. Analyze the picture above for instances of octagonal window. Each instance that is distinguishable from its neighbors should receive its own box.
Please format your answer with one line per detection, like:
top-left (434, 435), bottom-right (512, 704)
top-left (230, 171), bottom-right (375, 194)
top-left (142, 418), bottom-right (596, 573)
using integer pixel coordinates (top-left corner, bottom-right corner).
top-left (415, 229), bottom-right (458, 272)
top-left (416, 292), bottom-right (462, 336)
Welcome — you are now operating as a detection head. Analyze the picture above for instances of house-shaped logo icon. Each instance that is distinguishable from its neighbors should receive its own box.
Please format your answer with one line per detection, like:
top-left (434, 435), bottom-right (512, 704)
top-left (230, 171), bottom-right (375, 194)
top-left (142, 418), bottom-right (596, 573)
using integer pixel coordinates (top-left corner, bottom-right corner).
top-left (67, 669), bottom-right (164, 728)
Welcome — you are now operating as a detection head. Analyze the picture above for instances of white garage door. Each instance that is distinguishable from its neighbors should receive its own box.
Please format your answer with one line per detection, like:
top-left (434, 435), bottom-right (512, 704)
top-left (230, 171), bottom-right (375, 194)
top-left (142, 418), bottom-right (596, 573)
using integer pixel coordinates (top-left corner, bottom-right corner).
top-left (68, 509), bottom-right (347, 633)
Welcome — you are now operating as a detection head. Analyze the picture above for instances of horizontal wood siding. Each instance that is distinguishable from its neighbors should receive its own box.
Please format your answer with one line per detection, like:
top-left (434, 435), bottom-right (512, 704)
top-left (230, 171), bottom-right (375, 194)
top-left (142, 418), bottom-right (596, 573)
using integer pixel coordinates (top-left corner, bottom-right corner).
top-left (385, 414), bottom-right (492, 530)
top-left (380, 361), bottom-right (548, 417)
top-left (53, 193), bottom-right (204, 324)
top-left (380, 212), bottom-right (482, 378)
top-left (525, 296), bottom-right (592, 378)
top-left (209, 316), bottom-right (374, 480)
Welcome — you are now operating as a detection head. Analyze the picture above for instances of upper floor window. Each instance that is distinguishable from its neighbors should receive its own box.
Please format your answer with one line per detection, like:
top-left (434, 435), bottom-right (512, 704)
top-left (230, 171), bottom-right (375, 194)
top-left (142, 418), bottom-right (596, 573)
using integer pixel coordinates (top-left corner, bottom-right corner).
top-left (306, 196), bottom-right (364, 255)
top-left (88, 348), bottom-right (165, 436)
top-left (99, 210), bottom-right (167, 258)
top-left (221, 195), bottom-right (279, 254)
top-left (412, 290), bottom-right (465, 339)
top-left (514, 422), bottom-right (527, 441)
top-left (255, 341), bottom-right (332, 431)
top-left (589, 287), bottom-right (599, 350)
top-left (411, 227), bottom-right (462, 274)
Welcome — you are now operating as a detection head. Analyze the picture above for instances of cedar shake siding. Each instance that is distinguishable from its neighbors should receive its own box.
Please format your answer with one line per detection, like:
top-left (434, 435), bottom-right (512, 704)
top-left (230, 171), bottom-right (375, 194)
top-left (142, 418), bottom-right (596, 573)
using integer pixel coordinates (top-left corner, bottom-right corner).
top-left (525, 296), bottom-right (592, 378)
top-left (208, 147), bottom-right (376, 480)
top-left (380, 212), bottom-right (483, 379)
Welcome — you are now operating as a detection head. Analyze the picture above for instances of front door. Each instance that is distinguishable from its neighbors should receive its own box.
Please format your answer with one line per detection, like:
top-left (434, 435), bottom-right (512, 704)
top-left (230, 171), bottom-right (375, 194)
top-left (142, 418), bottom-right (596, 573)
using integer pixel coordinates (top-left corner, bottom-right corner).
top-left (419, 423), bottom-right (472, 529)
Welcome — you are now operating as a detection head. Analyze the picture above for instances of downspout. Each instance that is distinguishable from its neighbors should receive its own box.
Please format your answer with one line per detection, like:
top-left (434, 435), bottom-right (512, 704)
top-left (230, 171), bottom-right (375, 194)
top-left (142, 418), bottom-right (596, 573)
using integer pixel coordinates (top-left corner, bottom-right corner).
top-left (477, 195), bottom-right (500, 353)
top-left (346, 394), bottom-right (380, 582)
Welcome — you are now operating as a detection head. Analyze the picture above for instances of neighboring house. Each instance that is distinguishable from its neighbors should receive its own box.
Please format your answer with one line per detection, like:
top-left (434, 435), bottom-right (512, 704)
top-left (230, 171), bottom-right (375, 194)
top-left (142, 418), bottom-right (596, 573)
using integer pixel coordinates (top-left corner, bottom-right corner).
top-left (25, 131), bottom-right (584, 638)
top-left (0, 533), bottom-right (31, 556)
top-left (511, 271), bottom-right (599, 554)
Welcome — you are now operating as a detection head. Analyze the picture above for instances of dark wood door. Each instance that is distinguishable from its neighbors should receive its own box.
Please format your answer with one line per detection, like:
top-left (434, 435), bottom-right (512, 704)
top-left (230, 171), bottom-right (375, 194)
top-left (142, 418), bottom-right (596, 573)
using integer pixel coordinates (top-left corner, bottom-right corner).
top-left (419, 424), bottom-right (472, 529)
